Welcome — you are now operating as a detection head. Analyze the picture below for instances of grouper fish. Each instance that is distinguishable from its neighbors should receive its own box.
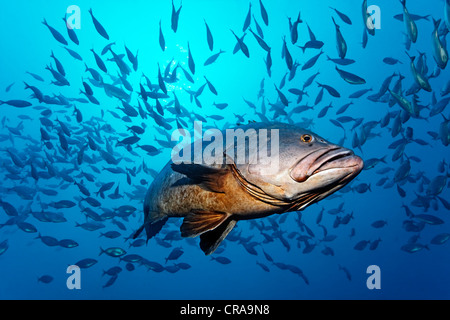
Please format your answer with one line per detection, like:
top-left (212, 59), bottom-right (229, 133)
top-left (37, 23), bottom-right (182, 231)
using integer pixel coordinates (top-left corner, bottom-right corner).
top-left (134, 122), bottom-right (363, 255)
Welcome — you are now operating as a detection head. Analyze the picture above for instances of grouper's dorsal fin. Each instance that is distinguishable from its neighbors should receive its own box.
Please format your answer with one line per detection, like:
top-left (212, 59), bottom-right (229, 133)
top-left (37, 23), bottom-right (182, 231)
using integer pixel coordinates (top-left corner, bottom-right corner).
top-left (171, 163), bottom-right (230, 193)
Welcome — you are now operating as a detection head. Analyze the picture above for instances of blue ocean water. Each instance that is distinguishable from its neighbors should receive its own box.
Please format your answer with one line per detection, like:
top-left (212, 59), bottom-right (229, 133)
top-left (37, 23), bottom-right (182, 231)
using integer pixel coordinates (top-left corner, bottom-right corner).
top-left (0, 0), bottom-right (449, 300)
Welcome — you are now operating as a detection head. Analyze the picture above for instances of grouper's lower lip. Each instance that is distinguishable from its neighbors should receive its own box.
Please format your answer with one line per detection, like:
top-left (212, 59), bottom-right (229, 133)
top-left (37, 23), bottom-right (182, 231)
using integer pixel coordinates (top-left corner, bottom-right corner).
top-left (290, 147), bottom-right (364, 183)
top-left (311, 153), bottom-right (364, 176)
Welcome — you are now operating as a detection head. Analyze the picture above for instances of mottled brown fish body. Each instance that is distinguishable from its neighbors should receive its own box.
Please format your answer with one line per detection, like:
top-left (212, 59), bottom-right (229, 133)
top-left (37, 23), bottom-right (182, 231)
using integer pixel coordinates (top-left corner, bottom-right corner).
top-left (136, 122), bottom-right (363, 255)
top-left (145, 163), bottom-right (280, 222)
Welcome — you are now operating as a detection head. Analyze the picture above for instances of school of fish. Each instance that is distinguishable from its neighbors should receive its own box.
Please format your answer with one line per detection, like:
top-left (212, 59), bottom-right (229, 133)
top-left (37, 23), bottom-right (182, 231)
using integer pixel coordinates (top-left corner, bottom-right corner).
top-left (0, 0), bottom-right (449, 289)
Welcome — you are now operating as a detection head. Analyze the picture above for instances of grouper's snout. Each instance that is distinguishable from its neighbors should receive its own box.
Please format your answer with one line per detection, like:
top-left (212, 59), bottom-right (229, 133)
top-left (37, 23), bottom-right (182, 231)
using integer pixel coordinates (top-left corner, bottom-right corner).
top-left (289, 146), bottom-right (364, 183)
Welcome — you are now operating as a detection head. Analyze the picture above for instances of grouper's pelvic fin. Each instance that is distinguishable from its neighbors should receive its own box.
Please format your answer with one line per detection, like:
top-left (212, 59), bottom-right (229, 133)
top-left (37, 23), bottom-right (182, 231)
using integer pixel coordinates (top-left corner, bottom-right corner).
top-left (180, 209), bottom-right (236, 255)
top-left (200, 218), bottom-right (236, 255)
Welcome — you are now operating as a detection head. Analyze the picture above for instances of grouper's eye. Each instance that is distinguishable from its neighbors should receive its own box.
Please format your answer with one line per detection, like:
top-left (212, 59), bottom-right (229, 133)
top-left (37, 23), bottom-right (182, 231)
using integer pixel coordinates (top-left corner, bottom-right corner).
top-left (300, 134), bottom-right (313, 143)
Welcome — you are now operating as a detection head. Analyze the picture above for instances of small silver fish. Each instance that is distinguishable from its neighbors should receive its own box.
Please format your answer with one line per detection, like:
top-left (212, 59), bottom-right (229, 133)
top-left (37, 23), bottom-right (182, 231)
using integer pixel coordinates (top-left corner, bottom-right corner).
top-left (431, 19), bottom-right (448, 69)
top-left (400, 0), bottom-right (418, 43)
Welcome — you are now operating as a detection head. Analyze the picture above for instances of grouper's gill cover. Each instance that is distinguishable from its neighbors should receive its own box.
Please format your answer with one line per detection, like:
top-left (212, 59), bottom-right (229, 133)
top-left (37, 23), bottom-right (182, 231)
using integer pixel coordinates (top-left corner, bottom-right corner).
top-left (231, 123), bottom-right (363, 204)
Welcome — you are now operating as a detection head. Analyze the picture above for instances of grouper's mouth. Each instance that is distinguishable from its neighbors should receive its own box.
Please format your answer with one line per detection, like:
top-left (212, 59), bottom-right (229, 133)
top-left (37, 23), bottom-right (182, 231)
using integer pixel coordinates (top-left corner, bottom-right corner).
top-left (289, 147), bottom-right (364, 184)
top-left (228, 146), bottom-right (363, 212)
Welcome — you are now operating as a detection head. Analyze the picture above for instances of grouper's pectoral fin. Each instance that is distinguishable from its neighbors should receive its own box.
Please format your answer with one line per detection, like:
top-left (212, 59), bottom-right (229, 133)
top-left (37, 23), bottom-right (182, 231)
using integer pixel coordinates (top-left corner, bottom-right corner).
top-left (170, 163), bottom-right (229, 193)
top-left (181, 210), bottom-right (230, 237)
top-left (180, 209), bottom-right (236, 255)
top-left (180, 210), bottom-right (236, 255)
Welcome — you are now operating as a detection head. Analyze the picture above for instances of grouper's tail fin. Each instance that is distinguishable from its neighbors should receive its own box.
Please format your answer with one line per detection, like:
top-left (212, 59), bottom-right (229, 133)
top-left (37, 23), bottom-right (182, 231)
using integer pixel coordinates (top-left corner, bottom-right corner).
top-left (132, 216), bottom-right (168, 242)
top-left (132, 224), bottom-right (146, 239)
